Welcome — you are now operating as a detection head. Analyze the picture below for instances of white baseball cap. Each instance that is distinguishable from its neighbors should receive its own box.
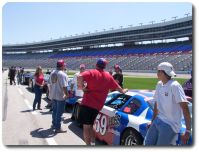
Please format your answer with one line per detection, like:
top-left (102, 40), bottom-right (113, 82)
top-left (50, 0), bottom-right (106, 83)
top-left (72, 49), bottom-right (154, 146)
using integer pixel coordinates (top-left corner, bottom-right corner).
top-left (157, 62), bottom-right (176, 77)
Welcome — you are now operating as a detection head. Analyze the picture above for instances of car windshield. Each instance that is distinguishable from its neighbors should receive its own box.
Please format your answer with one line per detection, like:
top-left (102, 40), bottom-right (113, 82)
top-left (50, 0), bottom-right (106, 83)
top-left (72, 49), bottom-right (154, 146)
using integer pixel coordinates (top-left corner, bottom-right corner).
top-left (105, 94), bottom-right (131, 109)
top-left (105, 93), bottom-right (120, 103)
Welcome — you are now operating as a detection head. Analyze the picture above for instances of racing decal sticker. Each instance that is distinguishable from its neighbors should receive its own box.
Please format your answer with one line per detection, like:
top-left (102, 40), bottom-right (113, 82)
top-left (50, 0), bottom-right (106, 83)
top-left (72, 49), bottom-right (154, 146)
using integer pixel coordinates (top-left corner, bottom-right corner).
top-left (94, 113), bottom-right (121, 136)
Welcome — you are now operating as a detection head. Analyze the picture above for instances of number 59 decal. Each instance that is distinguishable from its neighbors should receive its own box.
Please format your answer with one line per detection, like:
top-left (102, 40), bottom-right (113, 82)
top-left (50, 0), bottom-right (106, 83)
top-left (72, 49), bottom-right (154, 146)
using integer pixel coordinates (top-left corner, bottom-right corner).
top-left (95, 114), bottom-right (107, 135)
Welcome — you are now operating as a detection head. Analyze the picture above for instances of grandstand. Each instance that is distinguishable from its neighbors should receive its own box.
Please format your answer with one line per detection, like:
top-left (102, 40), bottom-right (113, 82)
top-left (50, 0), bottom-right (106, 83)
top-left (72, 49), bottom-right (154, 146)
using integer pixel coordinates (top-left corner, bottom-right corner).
top-left (2, 16), bottom-right (192, 73)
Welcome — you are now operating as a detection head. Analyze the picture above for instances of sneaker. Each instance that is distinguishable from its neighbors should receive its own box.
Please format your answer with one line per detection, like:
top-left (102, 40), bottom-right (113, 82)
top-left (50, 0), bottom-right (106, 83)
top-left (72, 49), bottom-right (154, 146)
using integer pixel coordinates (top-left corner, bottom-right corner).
top-left (55, 128), bottom-right (67, 133)
top-left (37, 108), bottom-right (42, 110)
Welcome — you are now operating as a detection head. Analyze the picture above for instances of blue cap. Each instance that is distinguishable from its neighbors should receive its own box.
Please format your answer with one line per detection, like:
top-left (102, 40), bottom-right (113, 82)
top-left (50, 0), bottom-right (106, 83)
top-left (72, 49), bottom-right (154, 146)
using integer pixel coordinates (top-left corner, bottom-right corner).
top-left (96, 58), bottom-right (108, 69)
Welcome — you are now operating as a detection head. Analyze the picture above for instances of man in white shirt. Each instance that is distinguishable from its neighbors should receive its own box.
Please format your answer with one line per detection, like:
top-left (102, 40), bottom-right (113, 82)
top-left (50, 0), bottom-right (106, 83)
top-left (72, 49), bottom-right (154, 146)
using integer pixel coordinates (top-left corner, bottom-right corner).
top-left (144, 62), bottom-right (191, 145)
top-left (70, 64), bottom-right (86, 98)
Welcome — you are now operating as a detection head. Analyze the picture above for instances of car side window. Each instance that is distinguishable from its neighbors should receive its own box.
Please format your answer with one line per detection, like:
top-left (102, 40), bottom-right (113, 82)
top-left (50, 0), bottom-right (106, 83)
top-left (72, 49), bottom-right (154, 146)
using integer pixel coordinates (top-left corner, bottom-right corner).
top-left (123, 98), bottom-right (141, 114)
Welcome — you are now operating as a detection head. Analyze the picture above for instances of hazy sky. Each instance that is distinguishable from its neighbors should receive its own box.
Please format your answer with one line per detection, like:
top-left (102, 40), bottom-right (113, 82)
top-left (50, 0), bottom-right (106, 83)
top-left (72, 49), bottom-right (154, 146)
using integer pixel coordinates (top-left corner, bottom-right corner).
top-left (2, 2), bottom-right (192, 45)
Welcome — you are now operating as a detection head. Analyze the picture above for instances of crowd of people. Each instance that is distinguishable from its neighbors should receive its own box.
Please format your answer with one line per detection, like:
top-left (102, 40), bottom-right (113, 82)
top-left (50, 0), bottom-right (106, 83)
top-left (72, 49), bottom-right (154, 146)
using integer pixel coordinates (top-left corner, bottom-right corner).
top-left (8, 66), bottom-right (24, 85)
top-left (7, 58), bottom-right (192, 146)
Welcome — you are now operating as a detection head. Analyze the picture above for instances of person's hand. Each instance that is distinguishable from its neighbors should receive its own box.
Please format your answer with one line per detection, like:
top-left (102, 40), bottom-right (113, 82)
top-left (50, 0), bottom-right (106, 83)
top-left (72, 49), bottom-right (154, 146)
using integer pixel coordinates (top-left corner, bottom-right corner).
top-left (63, 94), bottom-right (68, 100)
top-left (146, 122), bottom-right (152, 129)
top-left (123, 88), bottom-right (128, 93)
top-left (82, 82), bottom-right (88, 93)
top-left (82, 87), bottom-right (88, 93)
top-left (181, 131), bottom-right (191, 145)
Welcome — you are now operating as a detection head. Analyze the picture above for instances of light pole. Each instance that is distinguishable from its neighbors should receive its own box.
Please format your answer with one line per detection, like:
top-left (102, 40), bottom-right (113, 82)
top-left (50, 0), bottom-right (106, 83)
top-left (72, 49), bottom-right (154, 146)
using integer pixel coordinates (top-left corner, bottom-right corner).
top-left (161, 19), bottom-right (166, 23)
top-left (185, 13), bottom-right (190, 17)
top-left (149, 21), bottom-right (155, 24)
top-left (172, 16), bottom-right (178, 20)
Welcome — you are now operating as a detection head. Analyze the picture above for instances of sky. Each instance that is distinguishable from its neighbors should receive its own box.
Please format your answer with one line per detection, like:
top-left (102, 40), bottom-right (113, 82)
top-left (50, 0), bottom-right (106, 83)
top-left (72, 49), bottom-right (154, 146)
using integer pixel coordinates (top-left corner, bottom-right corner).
top-left (2, 2), bottom-right (192, 45)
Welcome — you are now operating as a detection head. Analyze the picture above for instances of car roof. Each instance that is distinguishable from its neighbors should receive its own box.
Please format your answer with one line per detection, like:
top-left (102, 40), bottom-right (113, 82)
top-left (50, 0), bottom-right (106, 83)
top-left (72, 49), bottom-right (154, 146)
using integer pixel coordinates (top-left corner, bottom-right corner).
top-left (110, 90), bottom-right (155, 97)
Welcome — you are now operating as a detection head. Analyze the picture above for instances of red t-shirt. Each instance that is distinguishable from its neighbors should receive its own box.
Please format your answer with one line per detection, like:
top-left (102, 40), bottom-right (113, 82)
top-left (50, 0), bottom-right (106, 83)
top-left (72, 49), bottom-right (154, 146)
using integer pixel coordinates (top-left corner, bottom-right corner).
top-left (80, 69), bottom-right (120, 111)
top-left (35, 74), bottom-right (44, 85)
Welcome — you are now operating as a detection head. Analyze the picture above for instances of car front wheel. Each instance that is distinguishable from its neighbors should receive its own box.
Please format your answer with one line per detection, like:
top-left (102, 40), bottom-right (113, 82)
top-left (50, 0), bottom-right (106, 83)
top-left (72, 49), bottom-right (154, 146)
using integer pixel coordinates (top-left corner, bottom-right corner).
top-left (120, 128), bottom-right (143, 145)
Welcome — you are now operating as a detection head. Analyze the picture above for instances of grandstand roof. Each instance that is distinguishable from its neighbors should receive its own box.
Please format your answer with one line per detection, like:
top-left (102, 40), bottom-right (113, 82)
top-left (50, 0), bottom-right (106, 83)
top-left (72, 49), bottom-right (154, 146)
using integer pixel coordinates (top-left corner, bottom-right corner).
top-left (3, 16), bottom-right (192, 53)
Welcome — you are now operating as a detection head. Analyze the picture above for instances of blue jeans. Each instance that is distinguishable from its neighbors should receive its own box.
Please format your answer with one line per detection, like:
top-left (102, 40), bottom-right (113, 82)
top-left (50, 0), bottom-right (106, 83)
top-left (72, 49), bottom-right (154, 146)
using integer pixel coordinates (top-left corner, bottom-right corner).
top-left (33, 85), bottom-right (42, 110)
top-left (144, 117), bottom-right (177, 146)
top-left (52, 100), bottom-right (65, 130)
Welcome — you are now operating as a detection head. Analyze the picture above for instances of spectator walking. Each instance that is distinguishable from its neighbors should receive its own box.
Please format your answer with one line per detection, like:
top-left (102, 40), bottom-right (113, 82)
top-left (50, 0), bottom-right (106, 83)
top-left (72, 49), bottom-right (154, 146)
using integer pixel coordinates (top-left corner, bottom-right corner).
top-left (33, 66), bottom-right (44, 111)
top-left (49, 60), bottom-right (69, 133)
top-left (144, 62), bottom-right (191, 145)
top-left (16, 67), bottom-right (21, 85)
top-left (9, 66), bottom-right (16, 85)
top-left (113, 64), bottom-right (123, 88)
top-left (77, 58), bottom-right (128, 145)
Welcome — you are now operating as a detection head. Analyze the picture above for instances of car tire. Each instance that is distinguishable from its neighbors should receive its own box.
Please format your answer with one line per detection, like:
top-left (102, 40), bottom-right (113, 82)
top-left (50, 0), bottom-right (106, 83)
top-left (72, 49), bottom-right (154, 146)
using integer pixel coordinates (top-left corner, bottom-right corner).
top-left (120, 128), bottom-right (143, 145)
top-left (74, 103), bottom-right (80, 121)
top-left (71, 103), bottom-right (77, 120)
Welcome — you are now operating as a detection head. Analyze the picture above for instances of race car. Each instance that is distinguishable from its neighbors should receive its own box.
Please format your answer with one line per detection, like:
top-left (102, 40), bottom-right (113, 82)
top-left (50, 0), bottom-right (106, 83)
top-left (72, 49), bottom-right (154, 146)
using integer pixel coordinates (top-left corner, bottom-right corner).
top-left (72, 90), bottom-right (192, 145)
top-left (182, 78), bottom-right (192, 98)
top-left (21, 71), bottom-right (34, 85)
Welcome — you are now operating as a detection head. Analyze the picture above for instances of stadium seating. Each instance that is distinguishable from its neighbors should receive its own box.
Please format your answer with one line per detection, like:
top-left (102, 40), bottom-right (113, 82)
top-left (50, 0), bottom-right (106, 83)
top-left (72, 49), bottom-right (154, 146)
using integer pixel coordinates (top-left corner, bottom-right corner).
top-left (3, 42), bottom-right (192, 72)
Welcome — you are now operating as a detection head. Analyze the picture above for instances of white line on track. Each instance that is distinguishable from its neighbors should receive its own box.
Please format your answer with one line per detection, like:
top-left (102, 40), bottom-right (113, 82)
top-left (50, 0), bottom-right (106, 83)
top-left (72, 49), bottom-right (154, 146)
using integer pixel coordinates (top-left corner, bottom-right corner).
top-left (21, 91), bottom-right (58, 145)
top-left (45, 138), bottom-right (58, 145)
top-left (18, 88), bottom-right (24, 95)
top-left (23, 99), bottom-right (38, 115)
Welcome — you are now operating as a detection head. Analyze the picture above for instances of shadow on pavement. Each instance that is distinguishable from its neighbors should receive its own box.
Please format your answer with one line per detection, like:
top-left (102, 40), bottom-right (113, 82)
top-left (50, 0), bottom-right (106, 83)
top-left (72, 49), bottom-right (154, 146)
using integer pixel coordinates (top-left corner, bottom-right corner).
top-left (20, 109), bottom-right (33, 113)
top-left (40, 110), bottom-right (52, 115)
top-left (30, 128), bottom-right (56, 138)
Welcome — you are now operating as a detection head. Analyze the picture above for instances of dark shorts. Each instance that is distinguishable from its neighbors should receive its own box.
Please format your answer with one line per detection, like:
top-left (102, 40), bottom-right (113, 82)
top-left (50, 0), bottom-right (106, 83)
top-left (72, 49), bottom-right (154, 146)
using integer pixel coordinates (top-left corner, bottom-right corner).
top-left (77, 105), bottom-right (99, 125)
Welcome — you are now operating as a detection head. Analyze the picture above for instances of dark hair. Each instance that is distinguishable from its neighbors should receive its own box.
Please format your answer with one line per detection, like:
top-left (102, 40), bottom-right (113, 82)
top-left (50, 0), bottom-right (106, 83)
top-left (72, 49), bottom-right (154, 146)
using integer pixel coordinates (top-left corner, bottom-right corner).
top-left (162, 70), bottom-right (171, 80)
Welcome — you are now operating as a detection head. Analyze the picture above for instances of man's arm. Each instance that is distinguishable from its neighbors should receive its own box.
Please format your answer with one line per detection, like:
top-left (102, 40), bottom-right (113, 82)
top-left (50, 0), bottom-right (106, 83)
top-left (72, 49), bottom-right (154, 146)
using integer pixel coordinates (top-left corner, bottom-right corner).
top-left (70, 74), bottom-right (76, 91)
top-left (152, 102), bottom-right (158, 122)
top-left (70, 83), bottom-right (74, 91)
top-left (77, 75), bottom-right (84, 90)
top-left (179, 102), bottom-right (191, 144)
top-left (63, 86), bottom-right (69, 99)
top-left (115, 87), bottom-right (128, 94)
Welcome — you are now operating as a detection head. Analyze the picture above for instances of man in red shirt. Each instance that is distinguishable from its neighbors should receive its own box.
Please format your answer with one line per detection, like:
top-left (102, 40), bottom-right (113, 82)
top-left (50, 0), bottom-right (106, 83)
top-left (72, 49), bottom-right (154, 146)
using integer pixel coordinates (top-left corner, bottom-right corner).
top-left (77, 58), bottom-right (128, 145)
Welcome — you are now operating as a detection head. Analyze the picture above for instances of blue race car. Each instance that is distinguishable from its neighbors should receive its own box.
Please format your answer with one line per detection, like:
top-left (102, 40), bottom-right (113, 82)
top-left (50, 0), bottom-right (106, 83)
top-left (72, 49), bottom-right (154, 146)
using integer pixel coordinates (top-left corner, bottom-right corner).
top-left (93, 90), bottom-right (192, 146)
